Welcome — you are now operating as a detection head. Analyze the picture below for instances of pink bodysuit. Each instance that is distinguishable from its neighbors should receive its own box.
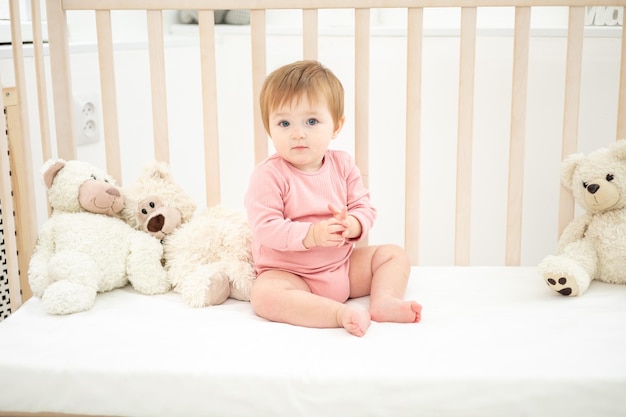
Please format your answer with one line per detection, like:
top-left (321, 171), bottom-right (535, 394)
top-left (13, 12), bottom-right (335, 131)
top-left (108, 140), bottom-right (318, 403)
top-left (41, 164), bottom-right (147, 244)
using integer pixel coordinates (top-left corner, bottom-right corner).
top-left (244, 150), bottom-right (376, 302)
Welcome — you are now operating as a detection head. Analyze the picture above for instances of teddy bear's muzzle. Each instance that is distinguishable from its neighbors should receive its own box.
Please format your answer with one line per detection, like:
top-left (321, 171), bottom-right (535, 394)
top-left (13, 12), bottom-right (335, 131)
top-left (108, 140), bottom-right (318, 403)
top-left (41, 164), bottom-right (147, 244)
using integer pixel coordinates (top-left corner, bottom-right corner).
top-left (148, 214), bottom-right (165, 233)
top-left (78, 179), bottom-right (125, 216)
top-left (583, 178), bottom-right (620, 212)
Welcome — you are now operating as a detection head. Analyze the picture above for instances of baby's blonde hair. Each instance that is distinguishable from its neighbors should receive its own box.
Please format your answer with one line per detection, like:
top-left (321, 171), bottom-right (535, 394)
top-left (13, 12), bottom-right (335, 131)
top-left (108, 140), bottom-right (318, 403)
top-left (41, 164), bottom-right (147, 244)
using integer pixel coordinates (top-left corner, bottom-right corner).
top-left (259, 60), bottom-right (344, 134)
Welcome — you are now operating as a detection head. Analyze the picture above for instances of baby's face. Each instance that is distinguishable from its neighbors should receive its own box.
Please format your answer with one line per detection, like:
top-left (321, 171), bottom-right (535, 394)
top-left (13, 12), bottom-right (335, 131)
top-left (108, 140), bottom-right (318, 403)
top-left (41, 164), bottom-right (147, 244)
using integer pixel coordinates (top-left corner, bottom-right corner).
top-left (268, 95), bottom-right (343, 172)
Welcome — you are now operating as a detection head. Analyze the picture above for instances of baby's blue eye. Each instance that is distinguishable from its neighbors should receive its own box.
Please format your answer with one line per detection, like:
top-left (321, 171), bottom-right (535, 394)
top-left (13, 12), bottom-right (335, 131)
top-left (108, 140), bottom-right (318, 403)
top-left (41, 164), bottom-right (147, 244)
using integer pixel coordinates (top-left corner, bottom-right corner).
top-left (306, 119), bottom-right (318, 126)
top-left (279, 121), bottom-right (290, 127)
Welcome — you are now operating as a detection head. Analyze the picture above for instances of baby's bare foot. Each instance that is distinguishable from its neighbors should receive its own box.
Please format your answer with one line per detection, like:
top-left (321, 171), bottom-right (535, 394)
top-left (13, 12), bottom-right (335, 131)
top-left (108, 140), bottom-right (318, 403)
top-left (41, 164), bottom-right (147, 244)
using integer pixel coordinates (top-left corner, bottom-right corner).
top-left (338, 305), bottom-right (371, 337)
top-left (370, 298), bottom-right (422, 323)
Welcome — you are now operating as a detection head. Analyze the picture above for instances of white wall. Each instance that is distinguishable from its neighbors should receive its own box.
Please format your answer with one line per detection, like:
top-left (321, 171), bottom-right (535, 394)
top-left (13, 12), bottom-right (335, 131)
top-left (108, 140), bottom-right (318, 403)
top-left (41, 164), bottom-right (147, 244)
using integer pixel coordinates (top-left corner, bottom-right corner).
top-left (0, 7), bottom-right (622, 266)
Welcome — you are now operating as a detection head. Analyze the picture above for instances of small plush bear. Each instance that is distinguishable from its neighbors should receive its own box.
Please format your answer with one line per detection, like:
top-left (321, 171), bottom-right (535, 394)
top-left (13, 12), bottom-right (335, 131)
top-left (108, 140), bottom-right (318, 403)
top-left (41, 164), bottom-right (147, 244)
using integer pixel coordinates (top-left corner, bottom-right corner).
top-left (28, 159), bottom-right (171, 315)
top-left (123, 161), bottom-right (255, 307)
top-left (539, 139), bottom-right (626, 296)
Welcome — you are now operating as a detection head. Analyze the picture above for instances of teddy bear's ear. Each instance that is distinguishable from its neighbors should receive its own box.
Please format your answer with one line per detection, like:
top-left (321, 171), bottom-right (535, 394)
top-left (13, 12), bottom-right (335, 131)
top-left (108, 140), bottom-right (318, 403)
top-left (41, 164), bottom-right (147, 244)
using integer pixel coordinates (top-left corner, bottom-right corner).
top-left (610, 138), bottom-right (626, 161)
top-left (142, 160), bottom-right (172, 182)
top-left (42, 159), bottom-right (66, 189)
top-left (560, 153), bottom-right (584, 191)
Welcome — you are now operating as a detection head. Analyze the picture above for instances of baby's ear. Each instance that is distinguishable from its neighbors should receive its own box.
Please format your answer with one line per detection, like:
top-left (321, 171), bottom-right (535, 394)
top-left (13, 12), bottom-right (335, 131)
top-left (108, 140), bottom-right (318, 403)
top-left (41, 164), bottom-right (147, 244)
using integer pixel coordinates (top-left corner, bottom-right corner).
top-left (560, 153), bottom-right (584, 191)
top-left (333, 115), bottom-right (346, 138)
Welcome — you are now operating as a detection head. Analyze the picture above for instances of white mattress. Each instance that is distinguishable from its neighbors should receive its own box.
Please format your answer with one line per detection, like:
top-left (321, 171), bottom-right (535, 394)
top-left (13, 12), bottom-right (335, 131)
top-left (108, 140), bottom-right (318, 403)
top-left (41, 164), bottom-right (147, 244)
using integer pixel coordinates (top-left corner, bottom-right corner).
top-left (1, 266), bottom-right (625, 417)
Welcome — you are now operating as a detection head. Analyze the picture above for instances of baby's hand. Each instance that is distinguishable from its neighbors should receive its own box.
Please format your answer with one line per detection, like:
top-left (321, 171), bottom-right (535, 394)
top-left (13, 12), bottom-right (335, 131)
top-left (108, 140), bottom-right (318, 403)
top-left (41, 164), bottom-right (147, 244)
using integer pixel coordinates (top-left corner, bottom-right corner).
top-left (310, 218), bottom-right (347, 247)
top-left (328, 204), bottom-right (352, 239)
top-left (328, 204), bottom-right (348, 223)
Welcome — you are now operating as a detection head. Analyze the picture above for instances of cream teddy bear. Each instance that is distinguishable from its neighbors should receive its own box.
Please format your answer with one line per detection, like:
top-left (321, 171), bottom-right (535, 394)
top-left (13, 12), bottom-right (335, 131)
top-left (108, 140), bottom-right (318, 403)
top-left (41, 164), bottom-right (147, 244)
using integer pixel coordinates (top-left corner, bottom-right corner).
top-left (28, 159), bottom-right (171, 314)
top-left (123, 161), bottom-right (255, 307)
top-left (538, 139), bottom-right (626, 296)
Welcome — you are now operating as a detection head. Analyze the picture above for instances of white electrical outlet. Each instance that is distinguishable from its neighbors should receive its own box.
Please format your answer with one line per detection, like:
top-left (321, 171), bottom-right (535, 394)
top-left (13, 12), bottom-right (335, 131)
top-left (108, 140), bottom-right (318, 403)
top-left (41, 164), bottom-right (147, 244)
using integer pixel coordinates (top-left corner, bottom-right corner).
top-left (73, 93), bottom-right (101, 145)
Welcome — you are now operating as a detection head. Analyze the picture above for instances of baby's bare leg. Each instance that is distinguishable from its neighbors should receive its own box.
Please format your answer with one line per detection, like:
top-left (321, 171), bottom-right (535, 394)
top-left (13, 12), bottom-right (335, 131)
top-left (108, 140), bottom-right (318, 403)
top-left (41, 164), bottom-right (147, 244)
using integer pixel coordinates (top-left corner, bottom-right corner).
top-left (349, 245), bottom-right (422, 323)
top-left (250, 270), bottom-right (371, 336)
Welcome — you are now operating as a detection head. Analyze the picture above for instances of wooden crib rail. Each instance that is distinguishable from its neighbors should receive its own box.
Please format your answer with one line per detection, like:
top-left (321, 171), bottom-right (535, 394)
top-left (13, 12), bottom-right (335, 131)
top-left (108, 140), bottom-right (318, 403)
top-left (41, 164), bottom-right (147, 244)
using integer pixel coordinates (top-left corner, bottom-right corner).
top-left (59, 0), bottom-right (626, 8)
top-left (43, 0), bottom-right (626, 268)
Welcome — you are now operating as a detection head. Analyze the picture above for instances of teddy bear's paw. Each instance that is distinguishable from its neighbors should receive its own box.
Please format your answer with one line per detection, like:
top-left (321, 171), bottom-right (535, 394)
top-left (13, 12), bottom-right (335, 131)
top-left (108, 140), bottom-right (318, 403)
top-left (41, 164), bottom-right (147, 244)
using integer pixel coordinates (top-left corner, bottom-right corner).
top-left (178, 268), bottom-right (230, 307)
top-left (132, 279), bottom-right (171, 296)
top-left (41, 281), bottom-right (97, 315)
top-left (539, 254), bottom-right (592, 296)
top-left (127, 233), bottom-right (170, 295)
top-left (228, 264), bottom-right (256, 301)
top-left (230, 279), bottom-right (254, 302)
top-left (544, 273), bottom-right (579, 296)
top-left (28, 257), bottom-right (52, 299)
top-left (130, 269), bottom-right (171, 295)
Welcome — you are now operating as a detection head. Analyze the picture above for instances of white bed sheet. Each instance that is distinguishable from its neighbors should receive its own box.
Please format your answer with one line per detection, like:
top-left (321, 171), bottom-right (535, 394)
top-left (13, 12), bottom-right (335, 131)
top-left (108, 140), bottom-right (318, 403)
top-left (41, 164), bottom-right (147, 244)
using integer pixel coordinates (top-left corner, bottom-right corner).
top-left (1, 266), bottom-right (625, 417)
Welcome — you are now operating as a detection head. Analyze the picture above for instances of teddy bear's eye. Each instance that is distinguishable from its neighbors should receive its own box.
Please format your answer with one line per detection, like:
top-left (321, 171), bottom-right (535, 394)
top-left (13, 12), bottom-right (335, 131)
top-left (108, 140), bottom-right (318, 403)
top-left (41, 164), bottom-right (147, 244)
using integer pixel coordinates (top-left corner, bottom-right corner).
top-left (141, 208), bottom-right (148, 215)
top-left (149, 201), bottom-right (156, 208)
top-left (90, 174), bottom-right (97, 180)
top-left (606, 174), bottom-right (614, 182)
top-left (583, 181), bottom-right (589, 189)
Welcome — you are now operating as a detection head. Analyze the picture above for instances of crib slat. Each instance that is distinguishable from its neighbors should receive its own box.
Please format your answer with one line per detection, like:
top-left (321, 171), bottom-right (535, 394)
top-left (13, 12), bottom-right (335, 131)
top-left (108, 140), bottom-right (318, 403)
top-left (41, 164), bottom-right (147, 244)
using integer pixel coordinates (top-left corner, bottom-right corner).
top-left (47, 0), bottom-right (76, 160)
top-left (505, 6), bottom-right (531, 266)
top-left (303, 9), bottom-right (319, 60)
top-left (251, 9), bottom-right (268, 165)
top-left (558, 6), bottom-right (585, 238)
top-left (455, 7), bottom-right (477, 266)
top-left (618, 19), bottom-right (626, 141)
top-left (147, 10), bottom-right (170, 163)
top-left (198, 10), bottom-right (221, 206)
top-left (95, 10), bottom-right (123, 182)
top-left (405, 7), bottom-right (423, 266)
top-left (8, 1), bottom-right (36, 300)
top-left (30, 0), bottom-right (52, 163)
top-left (355, 8), bottom-right (370, 190)
top-left (8, 1), bottom-right (32, 167)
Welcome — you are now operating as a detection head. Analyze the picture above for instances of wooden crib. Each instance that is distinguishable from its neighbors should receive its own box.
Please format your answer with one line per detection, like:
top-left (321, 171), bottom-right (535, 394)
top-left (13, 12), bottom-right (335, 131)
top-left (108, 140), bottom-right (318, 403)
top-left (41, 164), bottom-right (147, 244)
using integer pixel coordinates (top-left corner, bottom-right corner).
top-left (1, 1), bottom-right (625, 416)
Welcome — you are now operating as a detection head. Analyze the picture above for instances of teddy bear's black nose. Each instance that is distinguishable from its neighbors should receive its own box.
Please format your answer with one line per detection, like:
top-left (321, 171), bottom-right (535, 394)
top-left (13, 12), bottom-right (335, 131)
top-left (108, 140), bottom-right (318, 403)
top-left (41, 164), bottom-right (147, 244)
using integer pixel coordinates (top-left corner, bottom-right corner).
top-left (148, 214), bottom-right (165, 232)
top-left (586, 183), bottom-right (600, 194)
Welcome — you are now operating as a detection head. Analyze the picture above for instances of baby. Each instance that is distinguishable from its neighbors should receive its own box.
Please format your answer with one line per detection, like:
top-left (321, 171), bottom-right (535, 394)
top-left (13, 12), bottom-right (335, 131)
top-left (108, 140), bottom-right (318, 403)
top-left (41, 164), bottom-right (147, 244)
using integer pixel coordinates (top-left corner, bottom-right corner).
top-left (245, 60), bottom-right (422, 336)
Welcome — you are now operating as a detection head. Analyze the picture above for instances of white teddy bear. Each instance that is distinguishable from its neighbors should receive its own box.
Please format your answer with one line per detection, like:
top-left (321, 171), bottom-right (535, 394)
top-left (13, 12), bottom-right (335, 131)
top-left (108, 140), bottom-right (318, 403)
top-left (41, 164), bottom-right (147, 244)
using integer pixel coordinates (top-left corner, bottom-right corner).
top-left (539, 139), bottom-right (626, 296)
top-left (28, 159), bottom-right (171, 315)
top-left (123, 161), bottom-right (255, 307)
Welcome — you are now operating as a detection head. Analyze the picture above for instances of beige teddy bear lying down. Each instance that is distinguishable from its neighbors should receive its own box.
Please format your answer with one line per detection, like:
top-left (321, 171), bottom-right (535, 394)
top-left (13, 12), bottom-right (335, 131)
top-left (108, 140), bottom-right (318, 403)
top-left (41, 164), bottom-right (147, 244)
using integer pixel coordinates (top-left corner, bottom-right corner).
top-left (123, 161), bottom-right (255, 307)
